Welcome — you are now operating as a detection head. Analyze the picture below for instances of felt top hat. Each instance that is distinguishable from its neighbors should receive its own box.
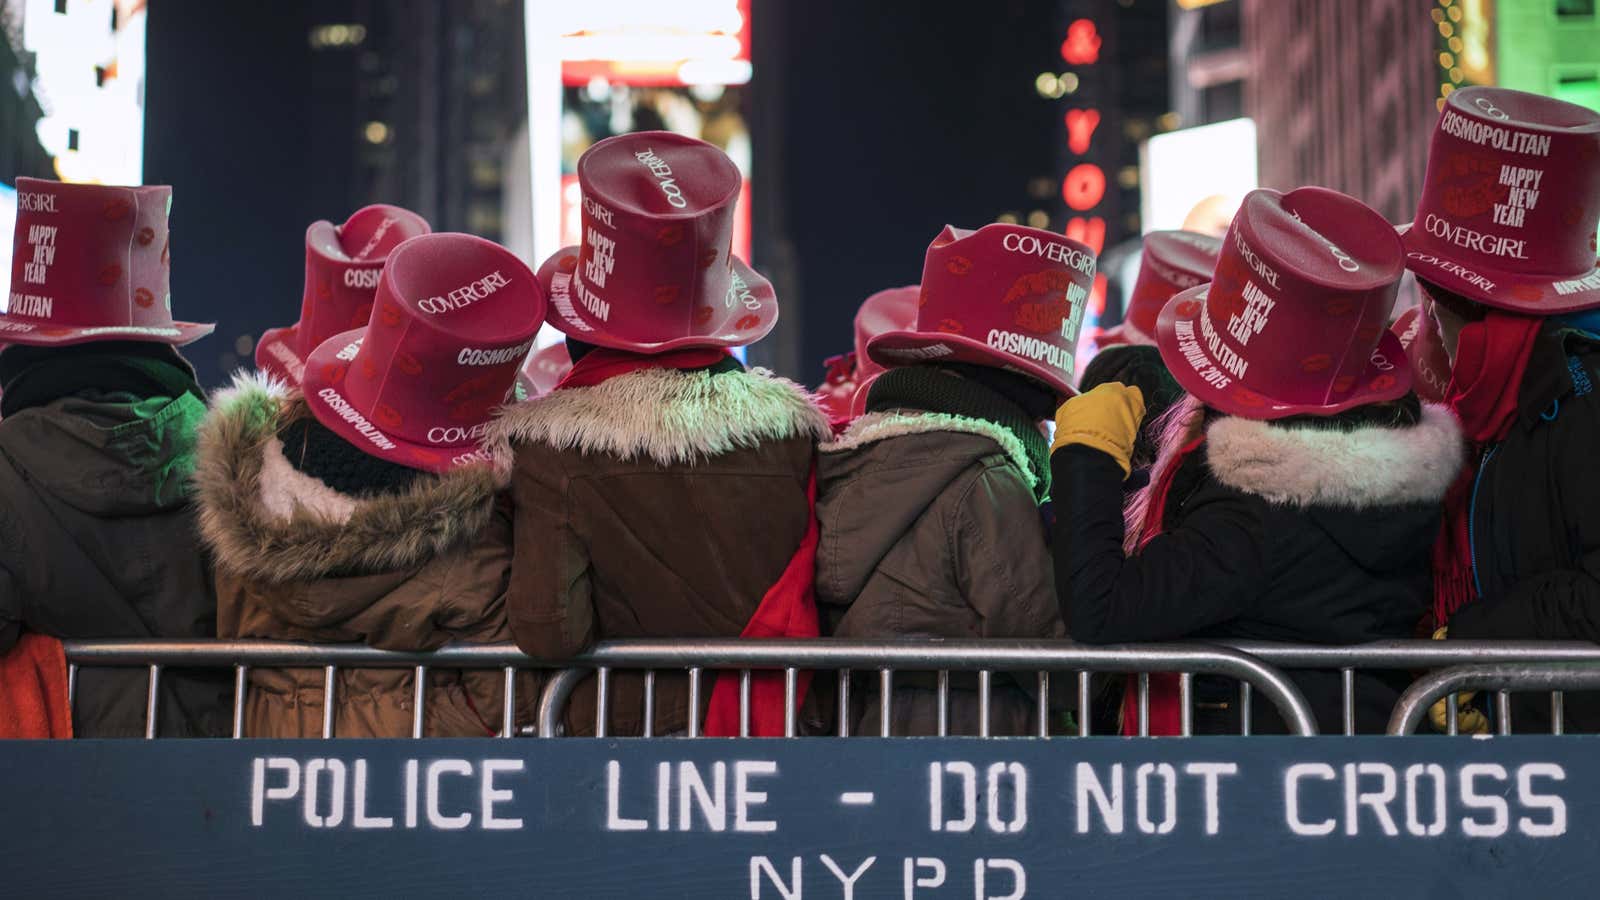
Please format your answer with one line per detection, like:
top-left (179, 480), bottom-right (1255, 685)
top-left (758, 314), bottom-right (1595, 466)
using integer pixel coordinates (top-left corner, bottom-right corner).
top-left (256, 204), bottom-right (431, 383)
top-left (300, 233), bottom-right (545, 472)
top-left (3, 177), bottom-right (212, 347)
top-left (538, 131), bottom-right (776, 353)
top-left (1098, 230), bottom-right (1221, 347)
top-left (1156, 187), bottom-right (1411, 419)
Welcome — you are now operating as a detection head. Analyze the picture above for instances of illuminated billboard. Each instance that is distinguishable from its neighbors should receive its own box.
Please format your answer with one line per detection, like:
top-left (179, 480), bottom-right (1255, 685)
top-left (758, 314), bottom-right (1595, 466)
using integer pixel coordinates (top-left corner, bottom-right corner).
top-left (525, 0), bottom-right (753, 270)
top-left (1140, 118), bottom-right (1258, 236)
top-left (14, 0), bottom-right (147, 185)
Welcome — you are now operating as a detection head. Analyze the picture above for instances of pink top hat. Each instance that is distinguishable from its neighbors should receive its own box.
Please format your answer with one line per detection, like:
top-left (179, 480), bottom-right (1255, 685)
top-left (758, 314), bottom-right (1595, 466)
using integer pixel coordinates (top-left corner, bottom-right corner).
top-left (1392, 305), bottom-right (1453, 404)
top-left (300, 233), bottom-right (545, 473)
top-left (513, 342), bottom-right (574, 400)
top-left (1098, 230), bottom-right (1221, 347)
top-left (1403, 86), bottom-right (1600, 313)
top-left (538, 131), bottom-right (777, 353)
top-left (256, 204), bottom-right (431, 384)
top-left (1156, 186), bottom-right (1411, 419)
top-left (2, 177), bottom-right (213, 347)
top-left (867, 223), bottom-right (1097, 398)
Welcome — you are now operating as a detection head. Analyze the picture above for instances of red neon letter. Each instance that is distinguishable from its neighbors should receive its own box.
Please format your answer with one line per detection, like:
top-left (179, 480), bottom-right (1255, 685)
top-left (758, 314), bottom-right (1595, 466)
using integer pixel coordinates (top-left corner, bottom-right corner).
top-left (1065, 109), bottom-right (1101, 156)
top-left (1060, 19), bottom-right (1102, 66)
top-left (1061, 165), bottom-right (1106, 212)
top-left (1063, 216), bottom-right (1107, 256)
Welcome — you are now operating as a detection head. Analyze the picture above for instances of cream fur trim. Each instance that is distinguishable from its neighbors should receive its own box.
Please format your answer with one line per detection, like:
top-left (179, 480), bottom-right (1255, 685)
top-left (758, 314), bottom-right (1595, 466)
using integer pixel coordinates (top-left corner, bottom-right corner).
top-left (822, 410), bottom-right (1039, 490)
top-left (194, 370), bottom-right (501, 582)
top-left (487, 366), bottom-right (830, 465)
top-left (1204, 402), bottom-right (1464, 509)
top-left (257, 435), bottom-right (358, 523)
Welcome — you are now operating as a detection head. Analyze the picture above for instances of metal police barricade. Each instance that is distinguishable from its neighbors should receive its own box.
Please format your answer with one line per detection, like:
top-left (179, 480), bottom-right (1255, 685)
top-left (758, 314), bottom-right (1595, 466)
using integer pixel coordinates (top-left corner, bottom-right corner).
top-left (1227, 640), bottom-right (1600, 736)
top-left (1388, 663), bottom-right (1600, 736)
top-left (531, 639), bottom-right (1320, 738)
top-left (61, 638), bottom-right (1320, 739)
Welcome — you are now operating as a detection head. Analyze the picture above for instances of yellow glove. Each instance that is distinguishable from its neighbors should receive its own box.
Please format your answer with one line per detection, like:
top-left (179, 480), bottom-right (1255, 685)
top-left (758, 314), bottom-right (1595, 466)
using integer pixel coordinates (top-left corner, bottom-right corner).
top-left (1425, 627), bottom-right (1490, 734)
top-left (1052, 383), bottom-right (1146, 477)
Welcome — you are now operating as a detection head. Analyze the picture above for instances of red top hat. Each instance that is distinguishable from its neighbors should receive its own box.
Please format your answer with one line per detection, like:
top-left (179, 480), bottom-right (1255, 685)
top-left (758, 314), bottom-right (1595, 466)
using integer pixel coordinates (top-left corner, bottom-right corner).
top-left (1098, 230), bottom-right (1221, 347)
top-left (2, 177), bottom-right (213, 347)
top-left (1403, 86), bottom-right (1600, 313)
top-left (1156, 187), bottom-right (1411, 420)
top-left (538, 131), bottom-right (776, 353)
top-left (867, 224), bottom-right (1097, 398)
top-left (513, 342), bottom-right (573, 400)
top-left (256, 204), bottom-right (431, 384)
top-left (1392, 305), bottom-right (1452, 404)
top-left (300, 233), bottom-right (545, 473)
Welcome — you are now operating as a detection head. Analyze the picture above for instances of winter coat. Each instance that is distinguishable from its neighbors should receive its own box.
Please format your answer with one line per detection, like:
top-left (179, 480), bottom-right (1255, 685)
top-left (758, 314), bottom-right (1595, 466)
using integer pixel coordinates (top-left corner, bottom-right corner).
top-left (817, 411), bottom-right (1063, 736)
top-left (0, 389), bottom-right (229, 737)
top-left (1445, 326), bottom-right (1600, 732)
top-left (1053, 404), bottom-right (1463, 734)
top-left (194, 375), bottom-right (537, 738)
top-left (489, 365), bottom-right (829, 736)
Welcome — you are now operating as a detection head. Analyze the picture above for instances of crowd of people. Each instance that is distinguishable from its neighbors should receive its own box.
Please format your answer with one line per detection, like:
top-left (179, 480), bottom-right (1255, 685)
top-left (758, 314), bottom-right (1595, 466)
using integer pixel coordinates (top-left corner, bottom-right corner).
top-left (2, 86), bottom-right (1598, 739)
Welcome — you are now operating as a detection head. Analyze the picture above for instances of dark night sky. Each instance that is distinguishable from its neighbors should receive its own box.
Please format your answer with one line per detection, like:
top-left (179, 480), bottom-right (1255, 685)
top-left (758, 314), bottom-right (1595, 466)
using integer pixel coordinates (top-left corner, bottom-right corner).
top-left (142, 0), bottom-right (1064, 386)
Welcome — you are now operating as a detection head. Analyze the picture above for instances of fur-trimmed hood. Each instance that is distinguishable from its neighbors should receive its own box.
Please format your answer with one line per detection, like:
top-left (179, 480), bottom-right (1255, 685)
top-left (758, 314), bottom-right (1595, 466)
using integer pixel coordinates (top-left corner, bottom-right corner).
top-left (823, 410), bottom-right (1039, 491)
top-left (486, 366), bottom-right (829, 465)
top-left (193, 372), bottom-right (501, 583)
top-left (1205, 402), bottom-right (1463, 509)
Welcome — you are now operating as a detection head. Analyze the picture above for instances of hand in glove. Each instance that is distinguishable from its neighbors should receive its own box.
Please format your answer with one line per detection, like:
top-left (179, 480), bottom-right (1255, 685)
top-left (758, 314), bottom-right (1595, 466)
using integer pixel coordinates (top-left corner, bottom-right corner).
top-left (1052, 383), bottom-right (1146, 478)
top-left (1425, 626), bottom-right (1490, 734)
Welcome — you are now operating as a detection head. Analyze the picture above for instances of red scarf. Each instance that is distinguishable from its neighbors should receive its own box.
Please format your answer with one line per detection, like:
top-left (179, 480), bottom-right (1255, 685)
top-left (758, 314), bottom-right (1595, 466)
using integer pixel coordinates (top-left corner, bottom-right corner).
top-left (555, 345), bottom-right (732, 390)
top-left (1430, 311), bottom-right (1543, 627)
top-left (0, 633), bottom-right (73, 739)
top-left (1122, 436), bottom-right (1205, 736)
top-left (553, 343), bottom-right (819, 735)
top-left (703, 472), bottom-right (820, 737)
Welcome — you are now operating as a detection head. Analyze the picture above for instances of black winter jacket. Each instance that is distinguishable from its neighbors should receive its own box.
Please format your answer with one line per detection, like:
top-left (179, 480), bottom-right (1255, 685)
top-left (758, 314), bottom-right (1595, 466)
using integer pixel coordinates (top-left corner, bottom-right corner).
top-left (1053, 404), bottom-right (1462, 734)
top-left (1446, 325), bottom-right (1600, 732)
top-left (0, 390), bottom-right (230, 737)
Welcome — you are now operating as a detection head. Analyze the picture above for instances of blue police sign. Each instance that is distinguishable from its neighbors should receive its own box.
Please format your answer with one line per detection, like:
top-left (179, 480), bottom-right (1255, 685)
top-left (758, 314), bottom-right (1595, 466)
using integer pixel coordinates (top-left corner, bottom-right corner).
top-left (0, 737), bottom-right (1592, 897)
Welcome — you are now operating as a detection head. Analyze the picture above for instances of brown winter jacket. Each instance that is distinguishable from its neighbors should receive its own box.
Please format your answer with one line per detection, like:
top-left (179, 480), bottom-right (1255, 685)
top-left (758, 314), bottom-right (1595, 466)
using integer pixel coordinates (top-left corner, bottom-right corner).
top-left (489, 365), bottom-right (830, 736)
top-left (816, 411), bottom-right (1063, 736)
top-left (194, 374), bottom-right (537, 738)
top-left (0, 387), bottom-right (229, 738)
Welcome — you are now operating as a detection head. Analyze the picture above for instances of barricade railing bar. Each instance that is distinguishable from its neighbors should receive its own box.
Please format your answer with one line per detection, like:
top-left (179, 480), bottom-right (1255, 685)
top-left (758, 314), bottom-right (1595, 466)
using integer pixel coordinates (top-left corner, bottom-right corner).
top-left (61, 638), bottom-right (1322, 738)
top-left (1229, 641), bottom-right (1600, 736)
top-left (1386, 662), bottom-right (1600, 736)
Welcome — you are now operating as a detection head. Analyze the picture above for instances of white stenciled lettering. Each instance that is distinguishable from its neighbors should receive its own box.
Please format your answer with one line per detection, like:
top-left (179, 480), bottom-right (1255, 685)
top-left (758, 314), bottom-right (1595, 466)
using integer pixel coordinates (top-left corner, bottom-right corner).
top-left (584, 229), bottom-right (616, 289)
top-left (426, 424), bottom-right (489, 445)
top-left (727, 269), bottom-right (761, 311)
top-left (1226, 281), bottom-right (1276, 347)
top-left (316, 387), bottom-right (396, 450)
top-left (9, 294), bottom-right (52, 319)
top-left (265, 340), bottom-right (306, 381)
top-left (633, 147), bottom-right (689, 208)
top-left (1493, 164), bottom-right (1543, 229)
top-left (1407, 252), bottom-right (1497, 293)
top-left (1199, 309), bottom-right (1249, 380)
top-left (22, 223), bottom-right (57, 286)
top-left (548, 273), bottom-right (596, 333)
top-left (572, 273), bottom-right (611, 322)
top-left (16, 191), bottom-right (57, 213)
top-left (987, 329), bottom-right (1074, 376)
top-left (1553, 270), bottom-right (1600, 297)
top-left (1000, 232), bottom-right (1096, 276)
top-left (1424, 214), bottom-right (1528, 260)
top-left (457, 338), bottom-right (534, 367)
top-left (1174, 319), bottom-right (1232, 389)
top-left (353, 217), bottom-right (397, 261)
top-left (416, 270), bottom-right (512, 315)
top-left (1439, 109), bottom-right (1552, 157)
top-left (583, 195), bottom-right (616, 228)
top-left (1232, 230), bottom-right (1281, 290)
top-left (344, 267), bottom-right (382, 289)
